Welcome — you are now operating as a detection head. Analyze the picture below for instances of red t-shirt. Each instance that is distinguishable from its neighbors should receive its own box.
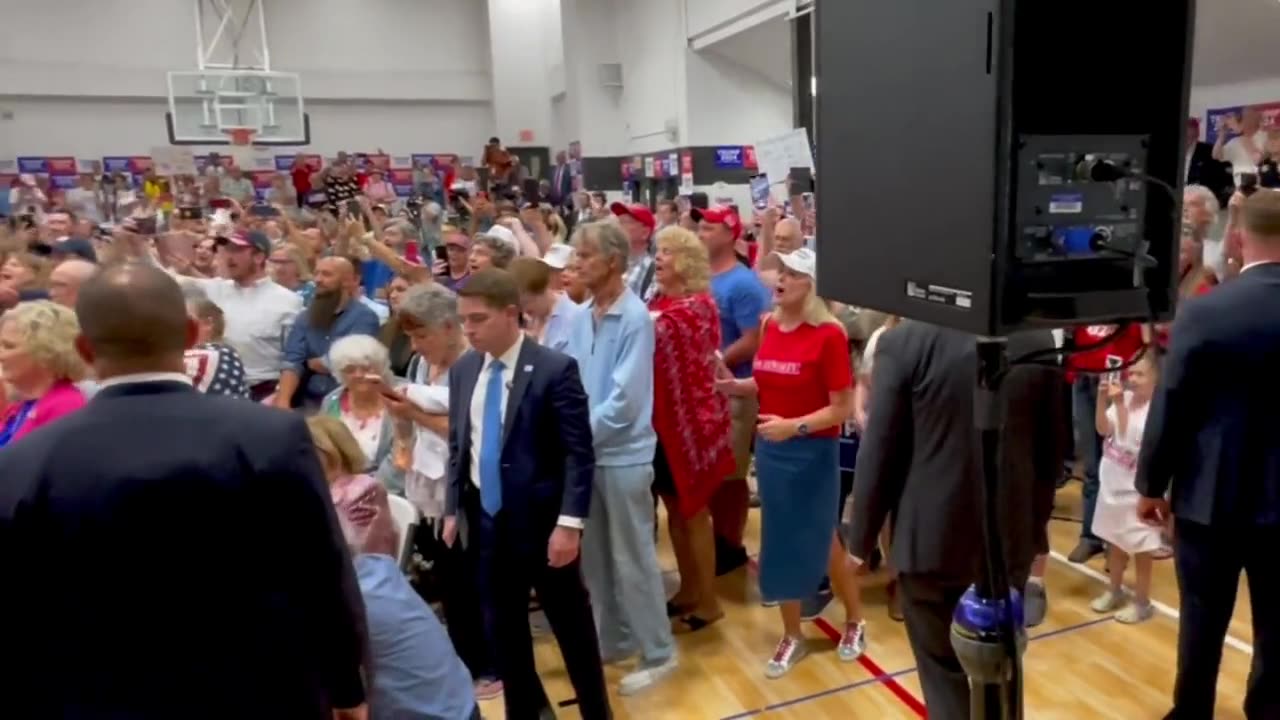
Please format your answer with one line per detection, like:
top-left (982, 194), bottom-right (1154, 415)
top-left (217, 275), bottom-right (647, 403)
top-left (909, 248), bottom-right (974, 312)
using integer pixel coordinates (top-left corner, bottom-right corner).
top-left (291, 164), bottom-right (312, 194)
top-left (752, 319), bottom-right (852, 438)
top-left (1067, 323), bottom-right (1144, 378)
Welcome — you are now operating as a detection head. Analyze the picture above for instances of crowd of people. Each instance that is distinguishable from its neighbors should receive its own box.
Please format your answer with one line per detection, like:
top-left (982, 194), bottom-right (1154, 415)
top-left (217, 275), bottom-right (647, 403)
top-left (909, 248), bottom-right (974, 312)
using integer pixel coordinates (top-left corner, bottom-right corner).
top-left (0, 120), bottom-right (1277, 720)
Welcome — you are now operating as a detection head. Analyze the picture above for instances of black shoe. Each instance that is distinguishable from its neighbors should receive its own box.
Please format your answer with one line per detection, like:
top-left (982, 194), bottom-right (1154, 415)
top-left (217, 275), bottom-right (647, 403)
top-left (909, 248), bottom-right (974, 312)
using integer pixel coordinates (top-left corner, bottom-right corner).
top-left (1067, 540), bottom-right (1105, 563)
top-left (715, 544), bottom-right (748, 577)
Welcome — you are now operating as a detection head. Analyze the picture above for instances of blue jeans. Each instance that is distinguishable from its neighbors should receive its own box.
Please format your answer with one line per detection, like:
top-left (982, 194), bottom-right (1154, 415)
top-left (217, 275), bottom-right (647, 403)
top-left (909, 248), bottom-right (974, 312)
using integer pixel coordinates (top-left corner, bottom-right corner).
top-left (1072, 375), bottom-right (1102, 543)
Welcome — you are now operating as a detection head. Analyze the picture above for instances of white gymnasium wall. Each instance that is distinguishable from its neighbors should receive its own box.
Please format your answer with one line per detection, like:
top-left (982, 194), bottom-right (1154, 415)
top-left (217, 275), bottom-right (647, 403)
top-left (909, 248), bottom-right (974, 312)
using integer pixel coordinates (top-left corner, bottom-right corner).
top-left (615, 0), bottom-right (688, 154)
top-left (685, 0), bottom-right (809, 48)
top-left (0, 0), bottom-right (495, 157)
top-left (1189, 78), bottom-right (1280, 129)
top-left (684, 50), bottom-right (792, 147)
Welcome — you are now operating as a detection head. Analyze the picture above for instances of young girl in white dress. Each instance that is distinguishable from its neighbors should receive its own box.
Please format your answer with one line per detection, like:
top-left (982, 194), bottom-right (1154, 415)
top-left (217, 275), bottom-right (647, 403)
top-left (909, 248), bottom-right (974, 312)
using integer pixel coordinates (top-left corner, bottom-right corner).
top-left (1090, 352), bottom-right (1162, 623)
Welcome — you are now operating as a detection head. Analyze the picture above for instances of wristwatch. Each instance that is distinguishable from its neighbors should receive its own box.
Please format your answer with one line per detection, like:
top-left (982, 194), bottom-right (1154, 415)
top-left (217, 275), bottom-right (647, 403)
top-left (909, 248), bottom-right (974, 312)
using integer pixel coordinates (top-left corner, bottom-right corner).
top-left (796, 422), bottom-right (810, 436)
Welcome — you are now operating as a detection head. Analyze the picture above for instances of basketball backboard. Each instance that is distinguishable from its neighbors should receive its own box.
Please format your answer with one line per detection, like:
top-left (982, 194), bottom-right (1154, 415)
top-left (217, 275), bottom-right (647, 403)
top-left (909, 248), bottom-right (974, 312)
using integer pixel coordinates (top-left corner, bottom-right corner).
top-left (166, 70), bottom-right (309, 146)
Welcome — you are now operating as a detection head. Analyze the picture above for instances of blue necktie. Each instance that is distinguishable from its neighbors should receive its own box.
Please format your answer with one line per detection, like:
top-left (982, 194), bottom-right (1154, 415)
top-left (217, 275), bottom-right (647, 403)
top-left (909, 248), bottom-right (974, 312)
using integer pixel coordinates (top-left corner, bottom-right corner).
top-left (479, 359), bottom-right (506, 516)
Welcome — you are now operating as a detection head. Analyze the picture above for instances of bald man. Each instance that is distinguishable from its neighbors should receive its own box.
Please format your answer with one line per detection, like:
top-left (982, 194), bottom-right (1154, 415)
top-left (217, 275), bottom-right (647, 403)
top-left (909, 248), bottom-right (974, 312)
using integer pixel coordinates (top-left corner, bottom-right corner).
top-left (756, 217), bottom-right (806, 291)
top-left (0, 262), bottom-right (369, 720)
top-left (275, 254), bottom-right (380, 409)
top-left (47, 258), bottom-right (98, 308)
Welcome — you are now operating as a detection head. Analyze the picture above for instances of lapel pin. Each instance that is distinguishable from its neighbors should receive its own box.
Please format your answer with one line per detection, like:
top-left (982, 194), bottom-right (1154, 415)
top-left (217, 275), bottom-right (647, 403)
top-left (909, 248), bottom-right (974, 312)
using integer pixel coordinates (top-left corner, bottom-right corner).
top-left (524, 365), bottom-right (533, 372)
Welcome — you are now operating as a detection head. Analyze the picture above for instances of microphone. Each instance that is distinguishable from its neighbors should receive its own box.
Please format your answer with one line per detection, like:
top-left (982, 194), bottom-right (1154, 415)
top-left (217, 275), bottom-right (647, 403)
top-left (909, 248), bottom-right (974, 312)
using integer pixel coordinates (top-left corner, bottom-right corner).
top-left (1075, 155), bottom-right (1128, 183)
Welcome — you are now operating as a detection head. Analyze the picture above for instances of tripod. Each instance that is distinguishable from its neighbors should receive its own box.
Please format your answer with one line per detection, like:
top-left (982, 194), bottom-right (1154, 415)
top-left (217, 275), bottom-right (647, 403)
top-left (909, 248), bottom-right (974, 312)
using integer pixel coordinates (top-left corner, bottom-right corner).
top-left (950, 338), bottom-right (1028, 720)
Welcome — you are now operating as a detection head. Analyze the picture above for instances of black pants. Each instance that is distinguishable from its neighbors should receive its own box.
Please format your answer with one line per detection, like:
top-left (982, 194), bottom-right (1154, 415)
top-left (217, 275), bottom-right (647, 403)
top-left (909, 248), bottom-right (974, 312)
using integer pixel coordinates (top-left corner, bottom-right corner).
top-left (473, 506), bottom-right (611, 720)
top-left (1166, 519), bottom-right (1279, 720)
top-left (415, 523), bottom-right (498, 681)
top-left (897, 574), bottom-right (972, 720)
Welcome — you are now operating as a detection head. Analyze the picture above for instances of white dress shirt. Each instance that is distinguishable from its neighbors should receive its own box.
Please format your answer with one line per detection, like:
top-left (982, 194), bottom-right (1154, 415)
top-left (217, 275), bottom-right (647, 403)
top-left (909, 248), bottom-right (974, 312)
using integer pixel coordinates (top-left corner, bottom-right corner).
top-left (467, 333), bottom-right (582, 528)
top-left (191, 276), bottom-right (303, 383)
top-left (97, 372), bottom-right (194, 390)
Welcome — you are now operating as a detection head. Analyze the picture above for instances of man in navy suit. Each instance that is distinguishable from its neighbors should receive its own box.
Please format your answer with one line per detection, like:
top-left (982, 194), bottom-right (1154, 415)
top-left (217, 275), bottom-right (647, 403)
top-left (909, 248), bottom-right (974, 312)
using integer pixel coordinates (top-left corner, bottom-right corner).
top-left (442, 268), bottom-right (610, 720)
top-left (549, 150), bottom-right (574, 208)
top-left (0, 263), bottom-right (368, 719)
top-left (1137, 189), bottom-right (1280, 720)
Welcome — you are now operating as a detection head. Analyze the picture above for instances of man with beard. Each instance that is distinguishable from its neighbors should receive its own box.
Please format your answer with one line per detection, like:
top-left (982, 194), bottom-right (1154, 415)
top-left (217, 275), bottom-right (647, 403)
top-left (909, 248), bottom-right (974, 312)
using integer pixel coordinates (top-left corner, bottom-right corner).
top-left (180, 230), bottom-right (303, 402)
top-left (275, 256), bottom-right (380, 410)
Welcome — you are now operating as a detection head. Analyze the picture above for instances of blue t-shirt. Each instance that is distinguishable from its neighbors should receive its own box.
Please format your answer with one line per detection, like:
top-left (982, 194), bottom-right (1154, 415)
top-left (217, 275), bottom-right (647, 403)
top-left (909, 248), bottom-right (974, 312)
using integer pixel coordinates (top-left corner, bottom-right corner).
top-left (362, 259), bottom-right (395, 300)
top-left (710, 264), bottom-right (771, 378)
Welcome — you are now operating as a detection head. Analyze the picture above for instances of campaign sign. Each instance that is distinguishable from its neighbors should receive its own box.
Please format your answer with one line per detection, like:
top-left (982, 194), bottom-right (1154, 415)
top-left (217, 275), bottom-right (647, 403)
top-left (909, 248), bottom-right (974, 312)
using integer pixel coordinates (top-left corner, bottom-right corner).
top-left (389, 168), bottom-right (415, 197)
top-left (250, 170), bottom-right (278, 191)
top-left (17, 157), bottom-right (49, 174)
top-left (50, 175), bottom-right (79, 190)
top-left (46, 157), bottom-right (78, 176)
top-left (103, 156), bottom-right (152, 174)
top-left (714, 147), bottom-right (746, 168)
top-left (743, 146), bottom-right (758, 169)
top-left (621, 160), bottom-right (633, 180)
top-left (1205, 101), bottom-right (1280, 144)
top-left (275, 154), bottom-right (323, 172)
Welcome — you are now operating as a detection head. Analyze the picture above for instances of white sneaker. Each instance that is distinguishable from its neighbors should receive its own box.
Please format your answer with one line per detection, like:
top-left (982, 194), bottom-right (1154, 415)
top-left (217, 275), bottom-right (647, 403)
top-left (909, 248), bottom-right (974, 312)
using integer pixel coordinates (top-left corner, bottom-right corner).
top-left (764, 635), bottom-right (808, 679)
top-left (1116, 601), bottom-right (1155, 624)
top-left (1090, 589), bottom-right (1127, 613)
top-left (837, 621), bottom-right (867, 662)
top-left (619, 656), bottom-right (678, 695)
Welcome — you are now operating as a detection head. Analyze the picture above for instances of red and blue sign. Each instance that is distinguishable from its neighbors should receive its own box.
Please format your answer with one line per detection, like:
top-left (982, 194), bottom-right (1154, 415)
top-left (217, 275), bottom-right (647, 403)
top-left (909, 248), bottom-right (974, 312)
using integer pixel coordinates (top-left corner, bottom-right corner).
top-left (388, 168), bottom-right (415, 197)
top-left (274, 154), bottom-right (323, 172)
top-left (1205, 101), bottom-right (1280, 144)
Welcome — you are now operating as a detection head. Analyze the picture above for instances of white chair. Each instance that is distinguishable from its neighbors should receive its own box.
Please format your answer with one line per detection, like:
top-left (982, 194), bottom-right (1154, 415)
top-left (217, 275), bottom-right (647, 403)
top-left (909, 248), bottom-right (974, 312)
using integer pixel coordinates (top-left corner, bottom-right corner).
top-left (386, 495), bottom-right (419, 571)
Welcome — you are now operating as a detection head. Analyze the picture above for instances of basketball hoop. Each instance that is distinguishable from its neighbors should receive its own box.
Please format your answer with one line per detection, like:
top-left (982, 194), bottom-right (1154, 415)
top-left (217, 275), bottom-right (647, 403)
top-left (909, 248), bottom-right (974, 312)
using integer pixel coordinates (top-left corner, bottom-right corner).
top-left (224, 128), bottom-right (256, 146)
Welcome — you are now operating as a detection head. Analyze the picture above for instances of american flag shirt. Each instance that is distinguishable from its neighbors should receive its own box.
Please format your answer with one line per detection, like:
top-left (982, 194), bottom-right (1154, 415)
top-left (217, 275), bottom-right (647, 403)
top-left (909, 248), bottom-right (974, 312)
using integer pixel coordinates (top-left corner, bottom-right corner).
top-left (184, 342), bottom-right (250, 399)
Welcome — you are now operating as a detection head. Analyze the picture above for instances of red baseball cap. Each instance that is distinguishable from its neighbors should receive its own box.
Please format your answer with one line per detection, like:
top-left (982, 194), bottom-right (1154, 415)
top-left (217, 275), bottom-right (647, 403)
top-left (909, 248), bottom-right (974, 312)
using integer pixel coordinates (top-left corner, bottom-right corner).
top-left (610, 202), bottom-right (656, 231)
top-left (690, 206), bottom-right (743, 240)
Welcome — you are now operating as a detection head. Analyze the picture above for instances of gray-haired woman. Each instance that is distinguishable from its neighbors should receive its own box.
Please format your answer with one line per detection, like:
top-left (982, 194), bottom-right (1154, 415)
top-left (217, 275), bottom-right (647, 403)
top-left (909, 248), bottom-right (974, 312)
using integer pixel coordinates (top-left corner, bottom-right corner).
top-left (390, 284), bottom-right (468, 520)
top-left (318, 334), bottom-right (408, 494)
top-left (384, 283), bottom-right (504, 701)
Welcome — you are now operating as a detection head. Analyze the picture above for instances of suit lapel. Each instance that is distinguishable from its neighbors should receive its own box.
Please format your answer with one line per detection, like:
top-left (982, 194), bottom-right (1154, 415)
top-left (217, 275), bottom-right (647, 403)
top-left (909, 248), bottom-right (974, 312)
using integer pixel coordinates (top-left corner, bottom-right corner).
top-left (502, 341), bottom-right (536, 446)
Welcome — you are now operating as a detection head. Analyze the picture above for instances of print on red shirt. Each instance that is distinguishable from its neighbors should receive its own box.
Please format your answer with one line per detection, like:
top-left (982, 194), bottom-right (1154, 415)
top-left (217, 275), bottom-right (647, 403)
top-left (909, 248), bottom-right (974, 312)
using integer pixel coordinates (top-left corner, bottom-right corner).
top-left (752, 319), bottom-right (852, 439)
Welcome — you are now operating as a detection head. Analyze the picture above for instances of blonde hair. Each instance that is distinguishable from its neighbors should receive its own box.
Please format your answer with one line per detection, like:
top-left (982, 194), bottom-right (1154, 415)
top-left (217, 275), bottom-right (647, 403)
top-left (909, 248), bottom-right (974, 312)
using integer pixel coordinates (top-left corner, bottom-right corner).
top-left (306, 415), bottom-right (368, 478)
top-left (4, 252), bottom-right (53, 290)
top-left (655, 226), bottom-right (710, 293)
top-left (0, 300), bottom-right (87, 382)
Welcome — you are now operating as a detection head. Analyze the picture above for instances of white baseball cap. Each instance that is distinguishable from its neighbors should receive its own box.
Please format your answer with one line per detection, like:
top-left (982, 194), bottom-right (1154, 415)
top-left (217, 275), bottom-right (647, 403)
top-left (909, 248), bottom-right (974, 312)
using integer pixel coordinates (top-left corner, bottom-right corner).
top-left (541, 243), bottom-right (574, 270)
top-left (478, 224), bottom-right (518, 253)
top-left (772, 247), bottom-right (816, 278)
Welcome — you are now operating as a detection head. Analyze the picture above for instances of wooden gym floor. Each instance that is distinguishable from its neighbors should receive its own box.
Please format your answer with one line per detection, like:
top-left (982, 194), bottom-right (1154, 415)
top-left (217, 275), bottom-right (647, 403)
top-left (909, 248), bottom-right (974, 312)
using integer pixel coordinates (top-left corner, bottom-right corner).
top-left (478, 482), bottom-right (1256, 719)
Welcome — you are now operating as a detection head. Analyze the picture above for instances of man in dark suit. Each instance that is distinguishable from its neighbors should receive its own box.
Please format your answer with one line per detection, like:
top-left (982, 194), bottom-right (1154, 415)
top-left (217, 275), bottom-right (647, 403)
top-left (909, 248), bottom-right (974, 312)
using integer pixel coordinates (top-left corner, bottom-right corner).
top-left (1137, 190), bottom-right (1280, 720)
top-left (441, 268), bottom-right (610, 720)
top-left (1186, 117), bottom-right (1235, 207)
top-left (0, 263), bottom-right (368, 720)
top-left (548, 150), bottom-right (574, 208)
top-left (847, 323), bottom-right (1066, 720)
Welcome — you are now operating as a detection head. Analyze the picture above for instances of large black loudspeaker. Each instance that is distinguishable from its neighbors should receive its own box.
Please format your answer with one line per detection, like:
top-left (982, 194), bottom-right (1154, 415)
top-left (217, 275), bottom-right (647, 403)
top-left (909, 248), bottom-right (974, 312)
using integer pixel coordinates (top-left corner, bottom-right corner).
top-left (815, 1), bottom-right (1196, 335)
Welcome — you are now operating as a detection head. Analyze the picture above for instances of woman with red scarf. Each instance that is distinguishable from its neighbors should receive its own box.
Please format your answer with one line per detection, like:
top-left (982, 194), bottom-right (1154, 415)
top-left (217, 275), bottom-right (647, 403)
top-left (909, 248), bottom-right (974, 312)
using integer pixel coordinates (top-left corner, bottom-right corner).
top-left (649, 226), bottom-right (735, 631)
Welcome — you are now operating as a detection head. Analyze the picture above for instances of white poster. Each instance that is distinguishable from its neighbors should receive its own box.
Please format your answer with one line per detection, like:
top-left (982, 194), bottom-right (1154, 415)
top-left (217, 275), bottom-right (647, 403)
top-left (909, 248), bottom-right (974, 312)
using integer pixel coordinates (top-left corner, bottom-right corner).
top-left (643, 156), bottom-right (655, 177)
top-left (150, 146), bottom-right (198, 176)
top-left (753, 128), bottom-right (814, 189)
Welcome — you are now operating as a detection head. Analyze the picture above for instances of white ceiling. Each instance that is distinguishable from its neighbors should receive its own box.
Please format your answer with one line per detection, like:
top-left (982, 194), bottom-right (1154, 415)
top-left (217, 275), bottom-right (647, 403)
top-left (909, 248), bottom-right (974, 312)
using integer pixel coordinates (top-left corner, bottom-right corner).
top-left (699, 1), bottom-right (1280, 93)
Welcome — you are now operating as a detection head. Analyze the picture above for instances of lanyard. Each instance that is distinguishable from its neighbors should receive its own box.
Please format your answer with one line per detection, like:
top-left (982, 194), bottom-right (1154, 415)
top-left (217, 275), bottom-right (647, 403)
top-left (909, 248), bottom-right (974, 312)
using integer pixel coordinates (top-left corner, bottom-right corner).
top-left (0, 400), bottom-right (36, 448)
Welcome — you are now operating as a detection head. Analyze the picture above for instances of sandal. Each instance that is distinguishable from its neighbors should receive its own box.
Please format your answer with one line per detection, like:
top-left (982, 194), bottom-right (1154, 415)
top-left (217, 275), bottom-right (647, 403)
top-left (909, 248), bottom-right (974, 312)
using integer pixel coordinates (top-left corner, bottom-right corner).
top-left (667, 600), bottom-right (693, 618)
top-left (674, 613), bottom-right (722, 634)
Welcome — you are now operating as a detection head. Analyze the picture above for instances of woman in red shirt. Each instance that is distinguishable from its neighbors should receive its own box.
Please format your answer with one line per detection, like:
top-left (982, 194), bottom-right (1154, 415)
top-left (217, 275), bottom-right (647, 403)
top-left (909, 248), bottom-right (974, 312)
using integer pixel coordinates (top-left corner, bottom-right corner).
top-left (717, 248), bottom-right (865, 678)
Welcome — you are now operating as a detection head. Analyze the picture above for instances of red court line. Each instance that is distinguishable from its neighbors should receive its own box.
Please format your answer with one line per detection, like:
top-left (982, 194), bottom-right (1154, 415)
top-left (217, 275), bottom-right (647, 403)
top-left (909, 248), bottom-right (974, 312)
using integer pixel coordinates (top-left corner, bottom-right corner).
top-left (746, 558), bottom-right (928, 717)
